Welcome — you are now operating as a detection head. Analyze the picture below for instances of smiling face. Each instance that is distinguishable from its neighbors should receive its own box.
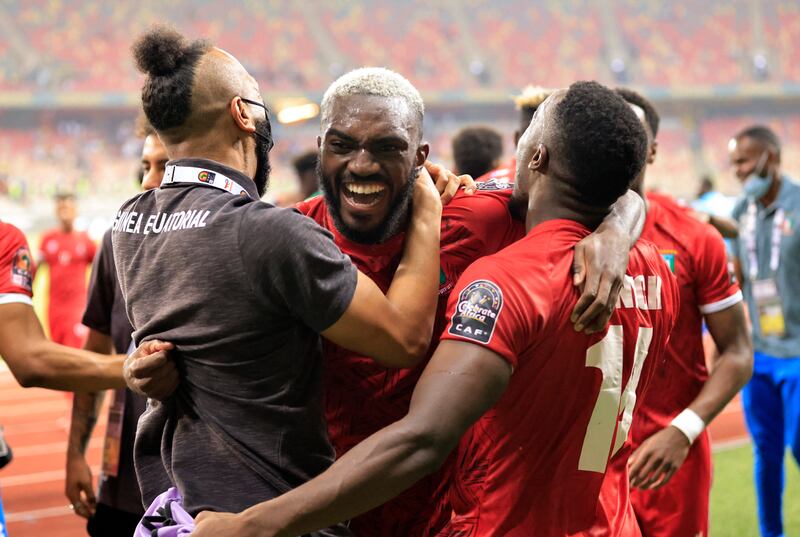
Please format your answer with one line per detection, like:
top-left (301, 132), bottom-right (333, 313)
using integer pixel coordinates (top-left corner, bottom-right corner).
top-left (319, 94), bottom-right (428, 243)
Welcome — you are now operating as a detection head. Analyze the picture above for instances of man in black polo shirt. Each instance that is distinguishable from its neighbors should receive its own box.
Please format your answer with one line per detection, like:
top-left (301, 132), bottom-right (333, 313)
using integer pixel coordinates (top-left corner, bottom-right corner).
top-left (113, 27), bottom-right (442, 534)
top-left (65, 118), bottom-right (169, 535)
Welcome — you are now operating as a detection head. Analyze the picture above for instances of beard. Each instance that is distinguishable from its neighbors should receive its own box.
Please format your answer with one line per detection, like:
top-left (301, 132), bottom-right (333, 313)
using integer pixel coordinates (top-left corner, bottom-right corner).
top-left (253, 118), bottom-right (272, 197)
top-left (320, 162), bottom-right (418, 245)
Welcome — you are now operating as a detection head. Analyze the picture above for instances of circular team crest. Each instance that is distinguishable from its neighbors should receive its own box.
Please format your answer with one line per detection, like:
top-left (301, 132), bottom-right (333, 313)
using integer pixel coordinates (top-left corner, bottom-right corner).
top-left (11, 246), bottom-right (33, 291)
top-left (197, 170), bottom-right (216, 184)
top-left (448, 279), bottom-right (504, 344)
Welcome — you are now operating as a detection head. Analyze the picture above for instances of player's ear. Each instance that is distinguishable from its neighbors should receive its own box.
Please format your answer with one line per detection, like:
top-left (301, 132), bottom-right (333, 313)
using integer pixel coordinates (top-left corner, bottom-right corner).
top-left (317, 135), bottom-right (322, 149)
top-left (529, 143), bottom-right (548, 174)
top-left (648, 140), bottom-right (658, 165)
top-left (415, 142), bottom-right (430, 166)
top-left (230, 97), bottom-right (256, 134)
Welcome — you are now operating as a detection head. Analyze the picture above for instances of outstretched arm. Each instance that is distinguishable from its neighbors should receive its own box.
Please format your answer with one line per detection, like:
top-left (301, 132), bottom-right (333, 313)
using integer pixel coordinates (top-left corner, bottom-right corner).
top-left (192, 340), bottom-right (512, 537)
top-left (0, 303), bottom-right (126, 391)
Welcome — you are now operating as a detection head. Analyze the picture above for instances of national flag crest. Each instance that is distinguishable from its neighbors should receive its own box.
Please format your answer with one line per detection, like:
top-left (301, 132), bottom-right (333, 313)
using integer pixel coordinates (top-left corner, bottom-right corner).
top-left (660, 250), bottom-right (677, 273)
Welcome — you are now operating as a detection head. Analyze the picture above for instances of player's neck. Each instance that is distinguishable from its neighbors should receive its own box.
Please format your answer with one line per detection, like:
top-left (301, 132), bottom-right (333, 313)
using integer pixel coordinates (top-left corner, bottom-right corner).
top-left (525, 181), bottom-right (608, 232)
top-left (758, 173), bottom-right (782, 208)
top-left (60, 222), bottom-right (73, 233)
top-left (167, 140), bottom-right (251, 180)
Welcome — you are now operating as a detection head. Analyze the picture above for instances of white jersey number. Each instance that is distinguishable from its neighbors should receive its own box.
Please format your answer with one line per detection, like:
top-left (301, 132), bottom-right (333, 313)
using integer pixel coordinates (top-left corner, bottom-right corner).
top-left (578, 325), bottom-right (653, 473)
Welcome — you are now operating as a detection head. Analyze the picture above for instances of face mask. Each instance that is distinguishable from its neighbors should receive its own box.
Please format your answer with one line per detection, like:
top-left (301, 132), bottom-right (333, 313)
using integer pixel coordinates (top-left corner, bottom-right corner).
top-left (252, 118), bottom-right (272, 198)
top-left (743, 173), bottom-right (772, 201)
top-left (743, 150), bottom-right (772, 201)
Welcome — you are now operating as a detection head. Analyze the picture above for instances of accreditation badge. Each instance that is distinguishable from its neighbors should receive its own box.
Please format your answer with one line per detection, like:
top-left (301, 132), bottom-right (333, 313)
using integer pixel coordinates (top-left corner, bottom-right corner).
top-left (752, 278), bottom-right (786, 338)
top-left (100, 388), bottom-right (126, 478)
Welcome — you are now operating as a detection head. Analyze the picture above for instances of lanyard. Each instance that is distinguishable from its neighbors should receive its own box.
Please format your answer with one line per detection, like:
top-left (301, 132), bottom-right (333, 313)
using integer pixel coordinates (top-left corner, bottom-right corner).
top-left (162, 165), bottom-right (250, 199)
top-left (745, 202), bottom-right (784, 281)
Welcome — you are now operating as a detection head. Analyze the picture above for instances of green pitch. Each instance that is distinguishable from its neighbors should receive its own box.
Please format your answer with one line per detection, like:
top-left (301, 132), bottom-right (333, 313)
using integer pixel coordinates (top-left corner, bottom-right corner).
top-left (711, 445), bottom-right (800, 535)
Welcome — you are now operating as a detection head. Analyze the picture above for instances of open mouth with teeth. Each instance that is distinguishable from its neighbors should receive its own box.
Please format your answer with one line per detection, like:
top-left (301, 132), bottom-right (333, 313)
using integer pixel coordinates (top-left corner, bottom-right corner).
top-left (341, 181), bottom-right (388, 209)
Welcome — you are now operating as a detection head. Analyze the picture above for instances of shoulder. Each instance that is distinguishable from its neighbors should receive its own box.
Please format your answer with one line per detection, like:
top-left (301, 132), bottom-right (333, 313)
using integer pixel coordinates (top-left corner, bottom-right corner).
top-left (731, 195), bottom-right (749, 221)
top-left (101, 227), bottom-right (113, 250)
top-left (239, 201), bottom-right (335, 254)
top-left (442, 185), bottom-right (513, 225)
top-left (1, 222), bottom-right (27, 250)
top-left (783, 176), bottom-right (800, 206)
top-left (295, 194), bottom-right (326, 219)
top-left (630, 239), bottom-right (676, 286)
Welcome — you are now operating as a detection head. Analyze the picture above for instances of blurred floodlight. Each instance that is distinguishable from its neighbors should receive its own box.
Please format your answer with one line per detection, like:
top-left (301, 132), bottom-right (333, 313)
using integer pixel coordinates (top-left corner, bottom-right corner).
top-left (277, 102), bottom-right (320, 124)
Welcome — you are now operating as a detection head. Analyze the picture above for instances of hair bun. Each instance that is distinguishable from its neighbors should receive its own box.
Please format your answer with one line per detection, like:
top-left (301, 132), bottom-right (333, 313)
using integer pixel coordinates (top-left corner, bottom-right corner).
top-left (133, 25), bottom-right (189, 76)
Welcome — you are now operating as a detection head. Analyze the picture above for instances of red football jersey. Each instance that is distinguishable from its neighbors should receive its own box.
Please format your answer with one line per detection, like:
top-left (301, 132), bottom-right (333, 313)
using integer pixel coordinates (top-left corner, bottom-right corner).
top-left (0, 221), bottom-right (36, 303)
top-left (631, 192), bottom-right (742, 440)
top-left (39, 229), bottom-right (96, 346)
top-left (296, 186), bottom-right (524, 536)
top-left (436, 219), bottom-right (679, 537)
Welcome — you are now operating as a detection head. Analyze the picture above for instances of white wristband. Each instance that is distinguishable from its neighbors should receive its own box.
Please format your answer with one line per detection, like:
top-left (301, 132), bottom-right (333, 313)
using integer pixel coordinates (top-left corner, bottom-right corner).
top-left (670, 409), bottom-right (706, 444)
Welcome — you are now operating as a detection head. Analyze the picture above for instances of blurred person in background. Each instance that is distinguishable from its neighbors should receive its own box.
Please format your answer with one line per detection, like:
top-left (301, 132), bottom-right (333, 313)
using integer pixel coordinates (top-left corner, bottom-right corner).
top-left (65, 116), bottom-right (168, 536)
top-left (473, 85), bottom-right (552, 188)
top-left (273, 151), bottom-right (319, 207)
top-left (729, 125), bottom-right (800, 537)
top-left (37, 192), bottom-right (96, 348)
top-left (293, 150), bottom-right (321, 200)
top-left (451, 126), bottom-right (503, 179)
top-left (692, 174), bottom-right (739, 239)
top-left (615, 88), bottom-right (753, 537)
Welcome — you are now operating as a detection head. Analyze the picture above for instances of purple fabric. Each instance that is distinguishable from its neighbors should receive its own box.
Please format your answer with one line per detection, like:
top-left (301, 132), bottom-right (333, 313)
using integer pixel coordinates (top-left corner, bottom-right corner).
top-left (135, 487), bottom-right (195, 537)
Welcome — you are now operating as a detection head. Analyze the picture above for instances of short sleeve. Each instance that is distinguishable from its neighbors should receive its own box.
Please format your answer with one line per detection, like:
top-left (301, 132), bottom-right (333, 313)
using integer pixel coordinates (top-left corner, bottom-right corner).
top-left (0, 224), bottom-right (36, 303)
top-left (695, 224), bottom-right (742, 314)
top-left (239, 204), bottom-right (358, 333)
top-left (82, 230), bottom-right (115, 335)
top-left (439, 258), bottom-right (534, 370)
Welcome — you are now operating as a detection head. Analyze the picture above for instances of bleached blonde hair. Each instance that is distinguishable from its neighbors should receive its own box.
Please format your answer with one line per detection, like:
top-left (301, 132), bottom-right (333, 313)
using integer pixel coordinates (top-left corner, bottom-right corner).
top-left (513, 85), bottom-right (555, 110)
top-left (321, 67), bottom-right (425, 125)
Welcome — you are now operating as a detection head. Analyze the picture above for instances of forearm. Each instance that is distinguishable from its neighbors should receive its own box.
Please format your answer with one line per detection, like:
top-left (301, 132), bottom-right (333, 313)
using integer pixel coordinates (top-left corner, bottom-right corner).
top-left (67, 329), bottom-right (113, 456)
top-left (67, 391), bottom-right (106, 458)
top-left (685, 344), bottom-right (752, 424)
top-left (240, 419), bottom-right (451, 537)
top-left (24, 341), bottom-right (125, 391)
top-left (708, 214), bottom-right (739, 239)
top-left (684, 305), bottom-right (753, 426)
top-left (599, 189), bottom-right (645, 247)
top-left (384, 198), bottom-right (442, 356)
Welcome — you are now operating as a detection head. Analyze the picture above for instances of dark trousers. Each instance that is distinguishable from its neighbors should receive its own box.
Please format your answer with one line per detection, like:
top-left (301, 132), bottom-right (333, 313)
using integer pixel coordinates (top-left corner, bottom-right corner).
top-left (87, 502), bottom-right (142, 537)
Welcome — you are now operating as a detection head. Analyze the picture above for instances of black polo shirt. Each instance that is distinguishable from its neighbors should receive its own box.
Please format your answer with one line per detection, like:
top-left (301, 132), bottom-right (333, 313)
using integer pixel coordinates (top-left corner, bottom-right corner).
top-left (82, 228), bottom-right (147, 516)
top-left (112, 158), bottom-right (356, 535)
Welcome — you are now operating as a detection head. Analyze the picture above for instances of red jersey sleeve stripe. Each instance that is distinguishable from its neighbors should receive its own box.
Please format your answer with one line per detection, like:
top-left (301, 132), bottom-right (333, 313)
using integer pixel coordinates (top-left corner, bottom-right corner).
top-left (699, 289), bottom-right (743, 315)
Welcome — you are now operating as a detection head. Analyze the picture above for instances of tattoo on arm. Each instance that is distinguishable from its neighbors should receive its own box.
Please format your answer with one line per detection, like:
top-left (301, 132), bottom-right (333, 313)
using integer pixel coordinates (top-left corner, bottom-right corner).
top-left (67, 392), bottom-right (106, 456)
